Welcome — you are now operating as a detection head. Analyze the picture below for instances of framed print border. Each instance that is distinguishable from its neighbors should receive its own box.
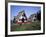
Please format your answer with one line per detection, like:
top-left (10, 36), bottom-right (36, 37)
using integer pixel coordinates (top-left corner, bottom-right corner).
top-left (5, 1), bottom-right (45, 37)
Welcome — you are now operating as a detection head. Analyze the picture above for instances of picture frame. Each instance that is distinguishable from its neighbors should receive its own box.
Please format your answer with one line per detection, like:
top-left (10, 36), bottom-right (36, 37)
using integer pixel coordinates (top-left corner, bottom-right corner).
top-left (5, 0), bottom-right (45, 37)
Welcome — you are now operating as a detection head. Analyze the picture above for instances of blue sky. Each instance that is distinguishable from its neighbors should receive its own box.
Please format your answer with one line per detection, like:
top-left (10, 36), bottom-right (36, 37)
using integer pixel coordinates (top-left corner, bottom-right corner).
top-left (10, 5), bottom-right (41, 20)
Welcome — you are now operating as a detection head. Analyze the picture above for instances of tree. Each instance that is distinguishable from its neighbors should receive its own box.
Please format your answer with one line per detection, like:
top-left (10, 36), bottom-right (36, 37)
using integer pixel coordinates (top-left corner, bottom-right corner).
top-left (37, 10), bottom-right (41, 21)
top-left (13, 17), bottom-right (16, 23)
top-left (22, 18), bottom-right (24, 23)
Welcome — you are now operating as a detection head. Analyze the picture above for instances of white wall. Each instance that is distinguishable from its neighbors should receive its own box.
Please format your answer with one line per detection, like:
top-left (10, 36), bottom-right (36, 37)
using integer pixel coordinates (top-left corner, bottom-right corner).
top-left (0, 0), bottom-right (5, 37)
top-left (0, 0), bottom-right (46, 37)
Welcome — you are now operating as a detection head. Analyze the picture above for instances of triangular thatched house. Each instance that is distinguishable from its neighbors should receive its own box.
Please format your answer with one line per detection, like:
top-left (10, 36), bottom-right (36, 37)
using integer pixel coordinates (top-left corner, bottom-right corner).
top-left (15, 10), bottom-right (27, 23)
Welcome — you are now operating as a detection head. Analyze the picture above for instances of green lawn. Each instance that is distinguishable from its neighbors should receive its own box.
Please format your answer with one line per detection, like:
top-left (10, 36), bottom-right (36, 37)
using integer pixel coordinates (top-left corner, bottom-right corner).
top-left (11, 22), bottom-right (41, 31)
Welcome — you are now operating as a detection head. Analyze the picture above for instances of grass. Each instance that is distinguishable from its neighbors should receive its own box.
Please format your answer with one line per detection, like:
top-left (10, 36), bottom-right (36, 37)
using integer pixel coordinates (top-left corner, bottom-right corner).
top-left (11, 22), bottom-right (41, 31)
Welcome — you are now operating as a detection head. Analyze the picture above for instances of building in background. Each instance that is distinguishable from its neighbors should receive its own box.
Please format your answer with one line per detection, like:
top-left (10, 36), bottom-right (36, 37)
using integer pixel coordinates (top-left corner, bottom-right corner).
top-left (30, 14), bottom-right (37, 22)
